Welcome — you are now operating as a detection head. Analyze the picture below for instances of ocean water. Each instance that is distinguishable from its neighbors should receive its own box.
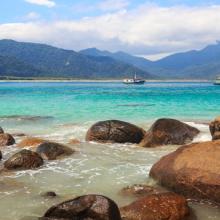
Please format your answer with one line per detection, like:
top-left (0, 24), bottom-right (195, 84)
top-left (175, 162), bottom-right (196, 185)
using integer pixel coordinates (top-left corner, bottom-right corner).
top-left (0, 82), bottom-right (220, 220)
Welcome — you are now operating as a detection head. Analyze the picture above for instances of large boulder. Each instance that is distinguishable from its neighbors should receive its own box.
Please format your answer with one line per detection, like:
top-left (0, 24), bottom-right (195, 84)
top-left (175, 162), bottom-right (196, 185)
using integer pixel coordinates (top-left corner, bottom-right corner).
top-left (0, 133), bottom-right (15, 146)
top-left (140, 118), bottom-right (199, 148)
top-left (17, 137), bottom-right (46, 148)
top-left (4, 149), bottom-right (43, 170)
top-left (36, 142), bottom-right (74, 160)
top-left (42, 194), bottom-right (121, 220)
top-left (120, 192), bottom-right (190, 220)
top-left (209, 116), bottom-right (220, 140)
top-left (86, 120), bottom-right (145, 144)
top-left (150, 140), bottom-right (220, 204)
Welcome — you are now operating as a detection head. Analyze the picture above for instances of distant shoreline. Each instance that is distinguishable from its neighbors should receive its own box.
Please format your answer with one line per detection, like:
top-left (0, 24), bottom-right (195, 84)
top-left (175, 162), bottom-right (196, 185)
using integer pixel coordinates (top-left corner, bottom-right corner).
top-left (0, 79), bottom-right (212, 83)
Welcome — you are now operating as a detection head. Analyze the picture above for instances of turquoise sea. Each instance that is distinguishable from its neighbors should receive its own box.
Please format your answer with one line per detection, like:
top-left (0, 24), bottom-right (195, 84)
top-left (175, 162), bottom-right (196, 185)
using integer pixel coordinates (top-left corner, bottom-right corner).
top-left (0, 82), bottom-right (220, 220)
top-left (0, 82), bottom-right (219, 124)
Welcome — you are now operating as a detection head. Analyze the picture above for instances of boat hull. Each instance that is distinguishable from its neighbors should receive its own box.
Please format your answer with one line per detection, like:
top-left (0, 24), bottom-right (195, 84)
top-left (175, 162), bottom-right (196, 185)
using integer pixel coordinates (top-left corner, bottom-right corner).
top-left (123, 79), bottom-right (145, 85)
top-left (123, 81), bottom-right (145, 85)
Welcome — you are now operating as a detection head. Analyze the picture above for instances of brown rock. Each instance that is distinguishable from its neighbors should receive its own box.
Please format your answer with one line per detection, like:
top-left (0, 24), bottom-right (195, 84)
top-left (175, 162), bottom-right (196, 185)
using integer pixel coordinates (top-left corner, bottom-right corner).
top-left (120, 192), bottom-right (190, 220)
top-left (68, 138), bottom-right (80, 145)
top-left (120, 184), bottom-right (165, 197)
top-left (42, 194), bottom-right (122, 220)
top-left (86, 120), bottom-right (145, 144)
top-left (150, 140), bottom-right (220, 204)
top-left (140, 118), bottom-right (199, 148)
top-left (41, 191), bottom-right (57, 198)
top-left (0, 133), bottom-right (15, 146)
top-left (4, 149), bottom-right (43, 170)
top-left (17, 137), bottom-right (46, 148)
top-left (36, 142), bottom-right (74, 160)
top-left (209, 117), bottom-right (220, 140)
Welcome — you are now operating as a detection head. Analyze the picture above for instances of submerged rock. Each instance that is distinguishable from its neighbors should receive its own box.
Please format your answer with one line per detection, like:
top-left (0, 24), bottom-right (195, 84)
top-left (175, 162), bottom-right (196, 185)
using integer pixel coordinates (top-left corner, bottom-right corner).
top-left (17, 137), bottom-right (46, 148)
top-left (120, 192), bottom-right (190, 220)
top-left (0, 178), bottom-right (24, 192)
top-left (41, 191), bottom-right (57, 198)
top-left (150, 140), bottom-right (220, 204)
top-left (42, 194), bottom-right (122, 220)
top-left (68, 138), bottom-right (81, 145)
top-left (36, 142), bottom-right (74, 160)
top-left (4, 149), bottom-right (43, 170)
top-left (12, 132), bottom-right (26, 137)
top-left (140, 118), bottom-right (199, 148)
top-left (0, 133), bottom-right (15, 146)
top-left (120, 184), bottom-right (165, 197)
top-left (86, 120), bottom-right (145, 144)
top-left (0, 115), bottom-right (54, 121)
top-left (209, 116), bottom-right (220, 140)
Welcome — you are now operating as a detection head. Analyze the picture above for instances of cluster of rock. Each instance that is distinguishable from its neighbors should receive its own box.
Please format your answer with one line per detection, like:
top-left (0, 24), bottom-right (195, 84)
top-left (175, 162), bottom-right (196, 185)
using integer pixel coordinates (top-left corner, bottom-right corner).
top-left (0, 118), bottom-right (200, 171)
top-left (86, 118), bottom-right (199, 148)
top-left (2, 116), bottom-right (220, 219)
top-left (0, 131), bottom-right (75, 171)
top-left (40, 193), bottom-right (191, 220)
top-left (147, 116), bottom-right (220, 206)
top-left (83, 117), bottom-right (220, 218)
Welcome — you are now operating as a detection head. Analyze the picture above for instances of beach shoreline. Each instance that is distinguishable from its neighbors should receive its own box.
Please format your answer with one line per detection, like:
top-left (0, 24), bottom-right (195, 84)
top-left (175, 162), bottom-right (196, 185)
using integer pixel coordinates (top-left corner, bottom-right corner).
top-left (0, 79), bottom-right (212, 83)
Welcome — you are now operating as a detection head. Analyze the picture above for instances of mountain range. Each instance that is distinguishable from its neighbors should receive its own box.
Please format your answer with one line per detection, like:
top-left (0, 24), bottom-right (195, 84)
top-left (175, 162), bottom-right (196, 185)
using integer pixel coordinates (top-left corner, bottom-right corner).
top-left (80, 44), bottom-right (220, 79)
top-left (0, 40), bottom-right (152, 79)
top-left (0, 39), bottom-right (220, 79)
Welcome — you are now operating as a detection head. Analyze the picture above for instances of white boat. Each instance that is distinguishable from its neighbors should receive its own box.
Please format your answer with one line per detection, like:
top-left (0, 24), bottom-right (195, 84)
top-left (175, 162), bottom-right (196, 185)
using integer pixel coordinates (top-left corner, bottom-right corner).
top-left (214, 76), bottom-right (220, 85)
top-left (123, 74), bottom-right (145, 84)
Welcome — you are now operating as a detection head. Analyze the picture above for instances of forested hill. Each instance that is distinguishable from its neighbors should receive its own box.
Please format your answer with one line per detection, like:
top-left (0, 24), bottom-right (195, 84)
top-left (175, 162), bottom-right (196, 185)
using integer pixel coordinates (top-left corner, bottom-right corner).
top-left (0, 40), bottom-right (153, 79)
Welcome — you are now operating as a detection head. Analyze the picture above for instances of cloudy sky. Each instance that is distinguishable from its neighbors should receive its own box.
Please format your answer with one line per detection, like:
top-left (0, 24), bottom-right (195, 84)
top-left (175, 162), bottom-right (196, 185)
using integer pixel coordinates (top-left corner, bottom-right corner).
top-left (1, 0), bottom-right (220, 60)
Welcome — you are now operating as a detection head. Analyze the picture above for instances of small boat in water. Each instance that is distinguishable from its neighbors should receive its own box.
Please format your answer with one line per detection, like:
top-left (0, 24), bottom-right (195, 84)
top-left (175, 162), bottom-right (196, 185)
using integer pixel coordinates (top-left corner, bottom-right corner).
top-left (123, 74), bottom-right (145, 85)
top-left (214, 76), bottom-right (220, 85)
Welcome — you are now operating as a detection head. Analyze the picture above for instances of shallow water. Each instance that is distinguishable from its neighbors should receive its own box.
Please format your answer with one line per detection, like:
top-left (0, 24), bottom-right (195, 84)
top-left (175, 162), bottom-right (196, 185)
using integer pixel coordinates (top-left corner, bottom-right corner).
top-left (0, 82), bottom-right (220, 219)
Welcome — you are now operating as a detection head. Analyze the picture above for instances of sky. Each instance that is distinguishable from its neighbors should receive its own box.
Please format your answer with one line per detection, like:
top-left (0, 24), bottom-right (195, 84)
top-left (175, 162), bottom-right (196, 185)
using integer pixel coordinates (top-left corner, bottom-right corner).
top-left (1, 0), bottom-right (220, 60)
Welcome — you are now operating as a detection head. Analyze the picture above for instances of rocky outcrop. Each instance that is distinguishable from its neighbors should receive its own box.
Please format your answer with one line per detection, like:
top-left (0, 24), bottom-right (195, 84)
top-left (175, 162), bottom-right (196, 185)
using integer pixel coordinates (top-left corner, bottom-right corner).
top-left (209, 117), bottom-right (220, 140)
top-left (17, 137), bottom-right (46, 148)
top-left (120, 184), bottom-right (165, 197)
top-left (120, 192), bottom-right (190, 220)
top-left (4, 149), bottom-right (43, 170)
top-left (36, 142), bottom-right (74, 160)
top-left (42, 194), bottom-right (121, 220)
top-left (86, 120), bottom-right (145, 144)
top-left (140, 118), bottom-right (199, 148)
top-left (0, 133), bottom-right (15, 146)
top-left (150, 140), bottom-right (220, 204)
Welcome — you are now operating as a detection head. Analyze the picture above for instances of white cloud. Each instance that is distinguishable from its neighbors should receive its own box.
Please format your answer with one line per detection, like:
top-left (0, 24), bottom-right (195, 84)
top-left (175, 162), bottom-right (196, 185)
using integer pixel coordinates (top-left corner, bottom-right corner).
top-left (25, 0), bottom-right (56, 8)
top-left (98, 0), bottom-right (130, 11)
top-left (1, 4), bottom-right (220, 57)
top-left (71, 0), bottom-right (129, 14)
top-left (24, 12), bottom-right (40, 20)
